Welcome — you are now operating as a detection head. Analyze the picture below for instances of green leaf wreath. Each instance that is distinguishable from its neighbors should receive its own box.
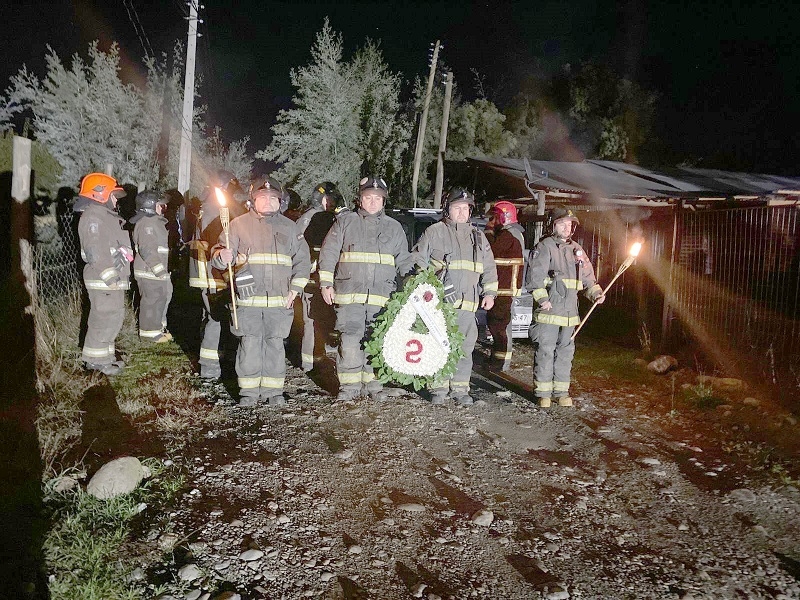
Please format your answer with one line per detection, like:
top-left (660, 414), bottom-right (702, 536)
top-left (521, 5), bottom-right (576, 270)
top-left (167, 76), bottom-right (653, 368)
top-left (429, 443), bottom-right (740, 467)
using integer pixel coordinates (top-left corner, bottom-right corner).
top-left (365, 268), bottom-right (465, 390)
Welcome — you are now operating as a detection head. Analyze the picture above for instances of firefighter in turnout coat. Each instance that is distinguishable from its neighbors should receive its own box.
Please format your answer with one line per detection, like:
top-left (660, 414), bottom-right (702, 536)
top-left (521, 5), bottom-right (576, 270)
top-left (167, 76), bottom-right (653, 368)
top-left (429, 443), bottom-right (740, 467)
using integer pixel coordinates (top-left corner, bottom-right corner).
top-left (75, 172), bottom-right (131, 376)
top-left (296, 182), bottom-right (341, 372)
top-left (131, 190), bottom-right (173, 343)
top-left (212, 176), bottom-right (311, 407)
top-left (186, 170), bottom-right (246, 379)
top-left (486, 201), bottom-right (524, 371)
top-left (318, 176), bottom-right (415, 402)
top-left (412, 188), bottom-right (498, 406)
top-left (526, 207), bottom-right (604, 407)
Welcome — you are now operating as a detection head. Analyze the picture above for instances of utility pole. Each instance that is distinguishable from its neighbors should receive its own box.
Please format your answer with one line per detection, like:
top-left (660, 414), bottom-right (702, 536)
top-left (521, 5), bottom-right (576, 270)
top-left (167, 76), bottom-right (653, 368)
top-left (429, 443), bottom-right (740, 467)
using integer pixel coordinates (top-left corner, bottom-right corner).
top-left (433, 71), bottom-right (453, 209)
top-left (178, 0), bottom-right (199, 196)
top-left (412, 40), bottom-right (440, 208)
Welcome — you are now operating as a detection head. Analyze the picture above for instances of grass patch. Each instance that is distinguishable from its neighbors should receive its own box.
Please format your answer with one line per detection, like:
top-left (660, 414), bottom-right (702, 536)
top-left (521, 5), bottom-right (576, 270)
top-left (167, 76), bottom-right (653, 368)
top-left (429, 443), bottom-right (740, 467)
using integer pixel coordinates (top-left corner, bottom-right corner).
top-left (683, 381), bottom-right (727, 410)
top-left (43, 458), bottom-right (183, 600)
top-left (572, 338), bottom-right (656, 385)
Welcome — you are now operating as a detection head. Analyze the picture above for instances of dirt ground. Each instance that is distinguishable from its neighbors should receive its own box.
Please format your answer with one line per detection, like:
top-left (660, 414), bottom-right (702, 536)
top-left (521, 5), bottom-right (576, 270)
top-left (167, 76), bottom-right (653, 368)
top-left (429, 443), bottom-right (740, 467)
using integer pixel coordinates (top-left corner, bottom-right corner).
top-left (129, 335), bottom-right (800, 600)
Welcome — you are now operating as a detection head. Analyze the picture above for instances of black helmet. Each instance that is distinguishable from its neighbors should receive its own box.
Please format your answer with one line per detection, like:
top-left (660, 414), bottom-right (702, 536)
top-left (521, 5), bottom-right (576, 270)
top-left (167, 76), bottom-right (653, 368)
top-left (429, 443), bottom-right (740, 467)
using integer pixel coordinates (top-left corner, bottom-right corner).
top-left (443, 187), bottom-right (475, 218)
top-left (358, 175), bottom-right (388, 198)
top-left (130, 189), bottom-right (165, 223)
top-left (249, 175), bottom-right (283, 200)
top-left (549, 206), bottom-right (580, 225)
top-left (310, 181), bottom-right (343, 209)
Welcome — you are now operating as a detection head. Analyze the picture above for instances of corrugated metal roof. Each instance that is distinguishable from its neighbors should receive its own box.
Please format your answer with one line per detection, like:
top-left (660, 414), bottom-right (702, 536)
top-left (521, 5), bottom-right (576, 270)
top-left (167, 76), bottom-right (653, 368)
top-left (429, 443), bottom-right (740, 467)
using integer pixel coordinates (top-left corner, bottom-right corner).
top-left (466, 157), bottom-right (800, 200)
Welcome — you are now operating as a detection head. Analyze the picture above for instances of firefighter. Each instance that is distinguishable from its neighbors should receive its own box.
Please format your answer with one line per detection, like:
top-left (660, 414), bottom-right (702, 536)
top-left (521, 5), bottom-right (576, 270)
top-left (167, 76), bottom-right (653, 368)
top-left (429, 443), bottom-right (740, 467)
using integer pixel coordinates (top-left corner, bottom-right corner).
top-left (486, 201), bottom-right (524, 371)
top-left (526, 207), bottom-right (604, 407)
top-left (412, 188), bottom-right (498, 406)
top-left (131, 190), bottom-right (172, 343)
top-left (318, 176), bottom-right (415, 402)
top-left (74, 172), bottom-right (131, 375)
top-left (296, 182), bottom-right (341, 372)
top-left (186, 170), bottom-right (246, 379)
top-left (212, 176), bottom-right (310, 407)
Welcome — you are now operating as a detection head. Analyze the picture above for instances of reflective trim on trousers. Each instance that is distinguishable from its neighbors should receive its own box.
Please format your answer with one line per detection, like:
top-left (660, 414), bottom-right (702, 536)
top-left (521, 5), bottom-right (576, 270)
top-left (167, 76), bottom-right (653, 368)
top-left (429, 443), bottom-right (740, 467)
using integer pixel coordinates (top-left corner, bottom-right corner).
top-left (301, 353), bottom-right (314, 366)
top-left (553, 380), bottom-right (570, 393)
top-left (200, 347), bottom-right (220, 360)
top-left (362, 371), bottom-right (375, 384)
top-left (238, 295), bottom-right (289, 308)
top-left (338, 371), bottom-right (362, 385)
top-left (493, 350), bottom-right (512, 360)
top-left (139, 328), bottom-right (163, 338)
top-left (260, 376), bottom-right (284, 389)
top-left (85, 279), bottom-right (130, 290)
top-left (535, 381), bottom-right (554, 395)
top-left (134, 269), bottom-right (168, 281)
top-left (83, 345), bottom-right (111, 358)
top-left (238, 376), bottom-right (261, 390)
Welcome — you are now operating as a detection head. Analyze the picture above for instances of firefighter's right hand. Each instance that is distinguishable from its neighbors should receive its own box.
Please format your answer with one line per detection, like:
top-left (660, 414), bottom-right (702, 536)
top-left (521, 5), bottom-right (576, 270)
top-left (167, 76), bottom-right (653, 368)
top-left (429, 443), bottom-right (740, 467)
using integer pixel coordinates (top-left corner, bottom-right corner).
top-left (218, 247), bottom-right (234, 265)
top-left (539, 300), bottom-right (552, 311)
top-left (321, 286), bottom-right (335, 305)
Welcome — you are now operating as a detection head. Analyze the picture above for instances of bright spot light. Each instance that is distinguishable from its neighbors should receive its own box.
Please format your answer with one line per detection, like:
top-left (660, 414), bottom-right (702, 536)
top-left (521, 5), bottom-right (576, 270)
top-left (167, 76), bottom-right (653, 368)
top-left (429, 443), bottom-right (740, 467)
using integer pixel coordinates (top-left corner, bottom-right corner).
top-left (214, 187), bottom-right (226, 206)
top-left (629, 242), bottom-right (642, 257)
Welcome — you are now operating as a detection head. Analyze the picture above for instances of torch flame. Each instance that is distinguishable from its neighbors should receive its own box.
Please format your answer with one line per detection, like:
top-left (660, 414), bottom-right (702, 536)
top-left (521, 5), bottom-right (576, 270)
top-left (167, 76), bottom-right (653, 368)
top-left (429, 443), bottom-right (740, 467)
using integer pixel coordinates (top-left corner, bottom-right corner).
top-left (214, 186), bottom-right (226, 206)
top-left (629, 242), bottom-right (642, 257)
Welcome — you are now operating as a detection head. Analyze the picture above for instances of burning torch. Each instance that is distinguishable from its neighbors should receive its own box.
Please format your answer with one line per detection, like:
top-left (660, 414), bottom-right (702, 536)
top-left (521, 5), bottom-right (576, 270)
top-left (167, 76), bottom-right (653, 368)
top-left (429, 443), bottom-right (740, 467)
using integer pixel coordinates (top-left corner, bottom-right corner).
top-left (215, 187), bottom-right (239, 331)
top-left (571, 241), bottom-right (642, 340)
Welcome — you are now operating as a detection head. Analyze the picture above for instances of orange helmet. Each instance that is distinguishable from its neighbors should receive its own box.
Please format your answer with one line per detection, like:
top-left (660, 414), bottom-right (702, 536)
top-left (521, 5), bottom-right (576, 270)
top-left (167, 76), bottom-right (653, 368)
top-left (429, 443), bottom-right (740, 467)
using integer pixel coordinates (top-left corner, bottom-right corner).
top-left (79, 172), bottom-right (124, 203)
top-left (491, 200), bottom-right (518, 225)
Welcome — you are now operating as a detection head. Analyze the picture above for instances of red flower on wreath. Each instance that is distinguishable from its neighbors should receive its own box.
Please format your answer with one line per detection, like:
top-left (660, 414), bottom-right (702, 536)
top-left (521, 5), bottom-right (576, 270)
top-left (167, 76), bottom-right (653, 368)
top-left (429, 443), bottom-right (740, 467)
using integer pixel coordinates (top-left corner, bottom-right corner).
top-left (423, 291), bottom-right (433, 302)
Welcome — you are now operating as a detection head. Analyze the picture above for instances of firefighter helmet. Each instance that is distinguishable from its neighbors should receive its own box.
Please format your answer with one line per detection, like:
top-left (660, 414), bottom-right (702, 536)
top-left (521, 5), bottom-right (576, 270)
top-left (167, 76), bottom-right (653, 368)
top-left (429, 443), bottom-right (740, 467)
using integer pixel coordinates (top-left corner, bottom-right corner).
top-left (358, 175), bottom-right (388, 198)
top-left (491, 200), bottom-right (518, 225)
top-left (443, 187), bottom-right (475, 218)
top-left (79, 172), bottom-right (124, 204)
top-left (310, 181), bottom-right (343, 209)
top-left (249, 175), bottom-right (283, 200)
top-left (549, 206), bottom-right (579, 225)
top-left (135, 190), bottom-right (165, 215)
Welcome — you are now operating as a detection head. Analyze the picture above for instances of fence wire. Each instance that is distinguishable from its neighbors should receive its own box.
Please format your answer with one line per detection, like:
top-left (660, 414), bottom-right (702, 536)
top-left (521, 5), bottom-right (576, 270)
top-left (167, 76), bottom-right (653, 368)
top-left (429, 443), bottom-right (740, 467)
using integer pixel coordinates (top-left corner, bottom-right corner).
top-left (33, 204), bottom-right (82, 302)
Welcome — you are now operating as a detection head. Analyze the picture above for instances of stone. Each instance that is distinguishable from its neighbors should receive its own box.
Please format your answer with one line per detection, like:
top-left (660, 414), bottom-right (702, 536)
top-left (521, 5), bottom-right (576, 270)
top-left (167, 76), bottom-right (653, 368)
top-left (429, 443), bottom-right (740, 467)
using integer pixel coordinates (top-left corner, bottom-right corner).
top-left (334, 449), bottom-right (354, 460)
top-left (320, 571), bottom-right (335, 582)
top-left (646, 355), bottom-right (678, 374)
top-left (397, 503), bottom-right (426, 513)
top-left (158, 533), bottom-right (180, 551)
top-left (240, 549), bottom-right (264, 561)
top-left (639, 457), bottom-right (661, 466)
top-left (178, 563), bottom-right (202, 582)
top-left (471, 509), bottom-right (494, 527)
top-left (212, 593), bottom-right (241, 600)
top-left (348, 544), bottom-right (362, 555)
top-left (742, 397), bottom-right (760, 406)
top-left (186, 590), bottom-right (202, 600)
top-left (728, 488), bottom-right (757, 503)
top-left (87, 456), bottom-right (146, 499)
top-left (696, 375), bottom-right (745, 390)
top-left (53, 476), bottom-right (79, 493)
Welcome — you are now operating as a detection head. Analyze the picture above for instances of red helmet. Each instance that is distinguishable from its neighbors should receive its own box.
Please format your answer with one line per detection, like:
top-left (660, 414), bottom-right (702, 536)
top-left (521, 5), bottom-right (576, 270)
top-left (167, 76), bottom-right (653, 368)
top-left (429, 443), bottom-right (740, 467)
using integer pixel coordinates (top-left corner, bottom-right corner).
top-left (79, 173), bottom-right (124, 204)
top-left (492, 201), bottom-right (518, 225)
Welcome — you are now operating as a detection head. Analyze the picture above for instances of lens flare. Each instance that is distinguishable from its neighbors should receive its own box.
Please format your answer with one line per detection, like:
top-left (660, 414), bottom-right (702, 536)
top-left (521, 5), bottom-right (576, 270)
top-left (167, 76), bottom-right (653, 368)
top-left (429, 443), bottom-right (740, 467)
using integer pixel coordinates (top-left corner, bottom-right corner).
top-left (214, 187), bottom-right (226, 206)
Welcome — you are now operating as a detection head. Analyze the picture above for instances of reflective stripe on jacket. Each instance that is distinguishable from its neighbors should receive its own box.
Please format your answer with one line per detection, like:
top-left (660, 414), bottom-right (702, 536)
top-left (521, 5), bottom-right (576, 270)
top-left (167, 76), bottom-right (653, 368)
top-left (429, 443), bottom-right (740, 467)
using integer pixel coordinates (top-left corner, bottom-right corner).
top-left (526, 235), bottom-right (602, 326)
top-left (78, 201), bottom-right (131, 291)
top-left (317, 207), bottom-right (414, 307)
top-left (412, 219), bottom-right (498, 312)
top-left (133, 215), bottom-right (169, 281)
top-left (490, 227), bottom-right (524, 297)
top-left (210, 209), bottom-right (311, 305)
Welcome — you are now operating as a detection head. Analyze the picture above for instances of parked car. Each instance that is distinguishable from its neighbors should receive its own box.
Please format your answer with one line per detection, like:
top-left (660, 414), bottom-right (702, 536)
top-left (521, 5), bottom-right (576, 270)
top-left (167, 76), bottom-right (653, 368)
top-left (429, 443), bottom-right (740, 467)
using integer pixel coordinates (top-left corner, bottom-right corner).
top-left (389, 208), bottom-right (531, 339)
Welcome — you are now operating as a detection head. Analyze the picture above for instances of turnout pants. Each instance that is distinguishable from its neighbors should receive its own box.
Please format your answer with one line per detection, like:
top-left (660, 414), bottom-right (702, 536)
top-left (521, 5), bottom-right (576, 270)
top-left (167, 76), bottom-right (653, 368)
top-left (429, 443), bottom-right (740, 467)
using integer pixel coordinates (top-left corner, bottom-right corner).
top-left (432, 308), bottom-right (478, 396)
top-left (530, 321), bottom-right (575, 399)
top-left (199, 290), bottom-right (229, 376)
top-left (487, 297), bottom-right (513, 369)
top-left (300, 288), bottom-right (335, 371)
top-left (335, 303), bottom-right (383, 394)
top-left (137, 278), bottom-right (173, 339)
top-left (235, 306), bottom-right (293, 400)
top-left (82, 289), bottom-right (125, 365)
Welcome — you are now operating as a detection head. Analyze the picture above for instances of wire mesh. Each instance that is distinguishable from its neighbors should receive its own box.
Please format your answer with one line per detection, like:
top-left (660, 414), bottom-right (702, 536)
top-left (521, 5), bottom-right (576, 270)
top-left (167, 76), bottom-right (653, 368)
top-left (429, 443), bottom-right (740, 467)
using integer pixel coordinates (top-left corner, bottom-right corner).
top-left (33, 204), bottom-right (82, 302)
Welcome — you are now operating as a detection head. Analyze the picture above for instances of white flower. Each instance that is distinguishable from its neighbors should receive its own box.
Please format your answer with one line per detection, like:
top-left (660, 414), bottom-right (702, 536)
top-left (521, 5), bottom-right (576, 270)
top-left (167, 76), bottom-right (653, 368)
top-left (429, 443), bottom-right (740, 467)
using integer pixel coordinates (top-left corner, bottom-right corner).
top-left (381, 283), bottom-right (448, 377)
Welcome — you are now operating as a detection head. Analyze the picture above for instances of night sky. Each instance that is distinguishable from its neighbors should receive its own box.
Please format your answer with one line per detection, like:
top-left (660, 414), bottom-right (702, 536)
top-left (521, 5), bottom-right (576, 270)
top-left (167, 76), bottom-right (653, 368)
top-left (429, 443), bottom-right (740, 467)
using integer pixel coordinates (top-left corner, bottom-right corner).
top-left (1, 1), bottom-right (798, 174)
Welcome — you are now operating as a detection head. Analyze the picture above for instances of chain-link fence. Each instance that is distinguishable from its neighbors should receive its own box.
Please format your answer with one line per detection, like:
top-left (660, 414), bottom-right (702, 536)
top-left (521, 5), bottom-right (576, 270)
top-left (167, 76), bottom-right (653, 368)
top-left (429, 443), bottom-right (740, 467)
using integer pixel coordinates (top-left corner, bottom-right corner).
top-left (33, 203), bottom-right (82, 302)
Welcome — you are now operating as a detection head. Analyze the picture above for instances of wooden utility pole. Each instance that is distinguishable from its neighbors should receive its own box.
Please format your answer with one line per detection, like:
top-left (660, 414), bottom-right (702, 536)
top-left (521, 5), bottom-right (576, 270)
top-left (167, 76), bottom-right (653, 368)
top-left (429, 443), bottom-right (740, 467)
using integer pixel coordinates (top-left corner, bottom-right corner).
top-left (178, 0), bottom-right (199, 195)
top-left (433, 71), bottom-right (453, 209)
top-left (412, 40), bottom-right (440, 208)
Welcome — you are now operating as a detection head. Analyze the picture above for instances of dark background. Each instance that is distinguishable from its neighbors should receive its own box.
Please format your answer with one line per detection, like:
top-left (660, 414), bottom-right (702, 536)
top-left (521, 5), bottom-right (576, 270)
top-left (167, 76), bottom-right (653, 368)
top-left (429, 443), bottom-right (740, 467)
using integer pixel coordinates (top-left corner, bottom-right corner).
top-left (1, 0), bottom-right (798, 174)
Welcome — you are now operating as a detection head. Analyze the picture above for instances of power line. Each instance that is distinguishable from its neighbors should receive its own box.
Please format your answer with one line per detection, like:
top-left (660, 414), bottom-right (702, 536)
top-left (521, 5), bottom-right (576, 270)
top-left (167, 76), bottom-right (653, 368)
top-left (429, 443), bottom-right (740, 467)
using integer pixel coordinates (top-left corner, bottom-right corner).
top-left (121, 0), bottom-right (154, 58)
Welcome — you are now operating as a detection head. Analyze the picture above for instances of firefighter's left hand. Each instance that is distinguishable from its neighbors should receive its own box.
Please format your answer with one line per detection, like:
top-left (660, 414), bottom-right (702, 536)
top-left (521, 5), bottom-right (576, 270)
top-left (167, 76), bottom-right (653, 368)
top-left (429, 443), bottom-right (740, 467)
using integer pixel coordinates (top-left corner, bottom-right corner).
top-left (481, 296), bottom-right (495, 310)
top-left (285, 290), bottom-right (298, 309)
top-left (595, 293), bottom-right (606, 305)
